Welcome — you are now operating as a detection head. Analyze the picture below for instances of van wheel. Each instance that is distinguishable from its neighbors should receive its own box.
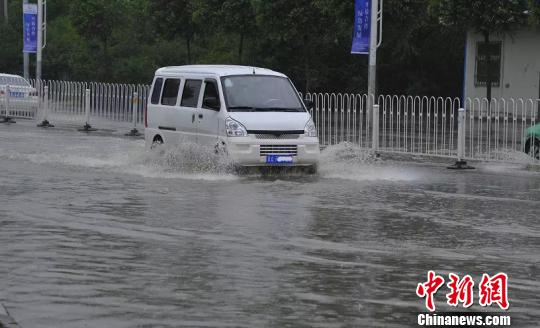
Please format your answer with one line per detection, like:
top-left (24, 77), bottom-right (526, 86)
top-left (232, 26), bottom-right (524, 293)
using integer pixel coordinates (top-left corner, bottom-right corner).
top-left (306, 164), bottom-right (318, 175)
top-left (526, 138), bottom-right (540, 160)
top-left (151, 135), bottom-right (163, 149)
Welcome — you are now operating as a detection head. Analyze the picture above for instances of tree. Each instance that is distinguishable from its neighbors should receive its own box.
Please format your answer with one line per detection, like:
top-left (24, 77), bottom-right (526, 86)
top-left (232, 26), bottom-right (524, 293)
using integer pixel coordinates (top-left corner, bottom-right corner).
top-left (150, 0), bottom-right (199, 64)
top-left (378, 0), bottom-right (464, 96)
top-left (431, 0), bottom-right (528, 100)
top-left (530, 0), bottom-right (540, 25)
top-left (220, 0), bottom-right (256, 63)
top-left (69, 0), bottom-right (125, 79)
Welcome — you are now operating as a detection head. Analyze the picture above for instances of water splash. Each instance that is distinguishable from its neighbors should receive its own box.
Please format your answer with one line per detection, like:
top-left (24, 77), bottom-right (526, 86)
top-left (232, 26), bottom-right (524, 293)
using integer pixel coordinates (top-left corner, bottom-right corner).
top-left (142, 142), bottom-right (238, 178)
top-left (318, 143), bottom-right (420, 181)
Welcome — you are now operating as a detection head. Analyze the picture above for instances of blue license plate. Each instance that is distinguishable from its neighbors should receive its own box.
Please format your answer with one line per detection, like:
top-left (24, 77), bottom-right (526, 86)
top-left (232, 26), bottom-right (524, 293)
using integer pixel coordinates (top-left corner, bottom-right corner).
top-left (9, 92), bottom-right (24, 98)
top-left (266, 155), bottom-right (294, 165)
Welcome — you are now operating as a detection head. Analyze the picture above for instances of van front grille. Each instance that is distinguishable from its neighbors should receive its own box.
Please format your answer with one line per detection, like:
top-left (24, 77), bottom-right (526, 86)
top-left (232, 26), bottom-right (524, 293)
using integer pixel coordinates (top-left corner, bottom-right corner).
top-left (260, 145), bottom-right (298, 156)
top-left (255, 134), bottom-right (300, 140)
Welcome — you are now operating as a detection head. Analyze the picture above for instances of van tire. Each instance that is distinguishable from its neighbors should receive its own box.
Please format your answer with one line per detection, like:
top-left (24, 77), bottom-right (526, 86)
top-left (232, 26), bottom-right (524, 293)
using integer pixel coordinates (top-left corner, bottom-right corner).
top-left (151, 135), bottom-right (163, 149)
top-left (306, 164), bottom-right (318, 175)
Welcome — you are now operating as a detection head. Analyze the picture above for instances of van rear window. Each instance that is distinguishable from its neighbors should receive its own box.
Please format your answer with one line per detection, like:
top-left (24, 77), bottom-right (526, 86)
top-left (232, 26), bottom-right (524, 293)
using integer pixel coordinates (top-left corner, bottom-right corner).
top-left (151, 78), bottom-right (163, 104)
top-left (161, 79), bottom-right (181, 106)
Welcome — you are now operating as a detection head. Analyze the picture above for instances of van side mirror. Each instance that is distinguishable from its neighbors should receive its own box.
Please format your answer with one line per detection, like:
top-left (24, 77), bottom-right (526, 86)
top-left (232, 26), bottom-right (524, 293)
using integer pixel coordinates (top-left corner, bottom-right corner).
top-left (203, 96), bottom-right (220, 111)
top-left (304, 99), bottom-right (314, 110)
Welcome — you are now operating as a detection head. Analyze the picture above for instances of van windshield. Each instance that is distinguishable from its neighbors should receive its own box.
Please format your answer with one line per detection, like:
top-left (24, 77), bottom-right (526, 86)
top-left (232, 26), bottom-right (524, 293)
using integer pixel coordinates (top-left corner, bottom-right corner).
top-left (221, 75), bottom-right (305, 112)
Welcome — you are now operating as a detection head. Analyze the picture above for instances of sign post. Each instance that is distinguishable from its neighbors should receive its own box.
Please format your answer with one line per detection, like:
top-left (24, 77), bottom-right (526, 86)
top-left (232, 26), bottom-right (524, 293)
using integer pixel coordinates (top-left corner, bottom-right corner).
top-left (367, 0), bottom-right (380, 105)
top-left (23, 0), bottom-right (31, 79)
top-left (351, 0), bottom-right (383, 149)
top-left (351, 0), bottom-right (371, 55)
top-left (36, 0), bottom-right (44, 81)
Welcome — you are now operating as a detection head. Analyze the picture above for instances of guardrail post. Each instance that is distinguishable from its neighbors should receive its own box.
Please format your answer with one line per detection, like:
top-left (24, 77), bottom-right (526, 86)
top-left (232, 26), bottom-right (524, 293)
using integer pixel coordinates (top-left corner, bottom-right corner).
top-left (78, 88), bottom-right (97, 132)
top-left (371, 104), bottom-right (379, 150)
top-left (448, 108), bottom-right (474, 170)
top-left (125, 92), bottom-right (141, 136)
top-left (1, 85), bottom-right (15, 124)
top-left (37, 86), bottom-right (54, 127)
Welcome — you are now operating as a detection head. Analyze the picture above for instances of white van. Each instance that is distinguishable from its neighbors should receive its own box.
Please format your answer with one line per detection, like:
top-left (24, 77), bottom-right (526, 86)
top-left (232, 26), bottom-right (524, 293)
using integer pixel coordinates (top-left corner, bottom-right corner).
top-left (145, 65), bottom-right (320, 170)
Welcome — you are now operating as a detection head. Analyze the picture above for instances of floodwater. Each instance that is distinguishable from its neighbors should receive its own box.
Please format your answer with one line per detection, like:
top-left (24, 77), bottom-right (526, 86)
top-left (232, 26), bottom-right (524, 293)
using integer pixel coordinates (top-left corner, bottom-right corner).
top-left (0, 122), bottom-right (539, 328)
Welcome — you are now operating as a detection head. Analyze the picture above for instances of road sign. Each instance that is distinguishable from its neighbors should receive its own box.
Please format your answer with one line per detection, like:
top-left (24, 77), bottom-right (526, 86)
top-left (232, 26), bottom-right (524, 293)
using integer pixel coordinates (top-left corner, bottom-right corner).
top-left (23, 3), bottom-right (38, 53)
top-left (351, 0), bottom-right (370, 54)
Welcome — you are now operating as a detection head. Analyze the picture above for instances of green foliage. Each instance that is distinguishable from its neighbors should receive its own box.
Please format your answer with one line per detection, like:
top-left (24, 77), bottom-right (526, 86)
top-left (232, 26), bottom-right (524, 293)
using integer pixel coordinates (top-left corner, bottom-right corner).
top-left (530, 0), bottom-right (540, 25)
top-left (431, 0), bottom-right (528, 37)
top-left (0, 0), bottom-right (23, 74)
top-left (1, 0), bottom-right (469, 96)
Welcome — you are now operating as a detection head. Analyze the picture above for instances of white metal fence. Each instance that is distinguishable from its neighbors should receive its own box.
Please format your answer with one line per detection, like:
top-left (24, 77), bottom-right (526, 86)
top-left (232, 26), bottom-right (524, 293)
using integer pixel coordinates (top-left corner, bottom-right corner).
top-left (27, 79), bottom-right (150, 126)
top-left (1, 79), bottom-right (539, 163)
top-left (304, 93), bottom-right (539, 162)
top-left (0, 84), bottom-right (38, 120)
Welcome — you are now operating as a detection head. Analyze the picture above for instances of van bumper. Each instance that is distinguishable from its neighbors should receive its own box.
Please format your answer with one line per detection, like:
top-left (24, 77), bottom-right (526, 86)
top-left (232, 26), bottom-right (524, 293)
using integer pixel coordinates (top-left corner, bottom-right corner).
top-left (226, 137), bottom-right (320, 167)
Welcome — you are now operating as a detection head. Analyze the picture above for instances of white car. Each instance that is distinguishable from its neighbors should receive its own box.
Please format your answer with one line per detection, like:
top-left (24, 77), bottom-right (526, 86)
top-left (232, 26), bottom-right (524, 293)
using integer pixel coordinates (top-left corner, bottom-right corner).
top-left (0, 73), bottom-right (39, 116)
top-left (145, 65), bottom-right (320, 171)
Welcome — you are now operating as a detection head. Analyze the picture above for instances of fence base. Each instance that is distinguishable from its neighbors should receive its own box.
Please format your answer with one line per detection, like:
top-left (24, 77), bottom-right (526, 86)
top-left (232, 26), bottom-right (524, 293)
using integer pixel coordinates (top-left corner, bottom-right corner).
top-left (1, 116), bottom-right (16, 124)
top-left (125, 128), bottom-right (141, 137)
top-left (1, 303), bottom-right (21, 328)
top-left (37, 120), bottom-right (54, 128)
top-left (447, 160), bottom-right (475, 170)
top-left (78, 123), bottom-right (97, 132)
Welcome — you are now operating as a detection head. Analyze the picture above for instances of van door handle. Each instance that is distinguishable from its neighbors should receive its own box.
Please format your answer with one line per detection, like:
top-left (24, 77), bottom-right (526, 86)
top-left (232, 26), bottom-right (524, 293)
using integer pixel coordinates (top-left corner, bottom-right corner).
top-left (198, 114), bottom-right (204, 119)
top-left (192, 114), bottom-right (195, 123)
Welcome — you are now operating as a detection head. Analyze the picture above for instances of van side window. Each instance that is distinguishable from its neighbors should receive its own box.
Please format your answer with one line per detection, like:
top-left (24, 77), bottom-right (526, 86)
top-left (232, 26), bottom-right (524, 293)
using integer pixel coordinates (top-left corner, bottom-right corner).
top-left (202, 80), bottom-right (221, 110)
top-left (151, 78), bottom-right (163, 104)
top-left (161, 79), bottom-right (181, 106)
top-left (181, 80), bottom-right (202, 108)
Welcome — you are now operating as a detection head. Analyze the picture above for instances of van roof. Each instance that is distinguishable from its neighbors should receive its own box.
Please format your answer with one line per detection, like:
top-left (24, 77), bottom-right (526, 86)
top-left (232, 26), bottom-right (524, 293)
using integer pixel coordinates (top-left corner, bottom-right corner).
top-left (155, 65), bottom-right (287, 78)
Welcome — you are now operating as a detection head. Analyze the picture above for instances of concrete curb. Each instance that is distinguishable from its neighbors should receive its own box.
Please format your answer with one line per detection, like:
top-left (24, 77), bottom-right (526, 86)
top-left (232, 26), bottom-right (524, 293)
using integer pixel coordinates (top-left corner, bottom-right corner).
top-left (0, 304), bottom-right (21, 328)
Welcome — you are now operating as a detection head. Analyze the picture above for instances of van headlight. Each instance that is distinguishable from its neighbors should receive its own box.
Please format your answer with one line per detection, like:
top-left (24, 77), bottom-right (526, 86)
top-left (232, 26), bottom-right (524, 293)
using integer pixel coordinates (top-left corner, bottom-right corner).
top-left (304, 119), bottom-right (317, 137)
top-left (226, 117), bottom-right (248, 137)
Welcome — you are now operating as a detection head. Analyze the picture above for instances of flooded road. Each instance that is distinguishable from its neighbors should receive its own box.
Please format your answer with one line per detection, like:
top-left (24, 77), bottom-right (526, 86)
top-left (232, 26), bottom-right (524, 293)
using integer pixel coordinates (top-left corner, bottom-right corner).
top-left (0, 122), bottom-right (539, 327)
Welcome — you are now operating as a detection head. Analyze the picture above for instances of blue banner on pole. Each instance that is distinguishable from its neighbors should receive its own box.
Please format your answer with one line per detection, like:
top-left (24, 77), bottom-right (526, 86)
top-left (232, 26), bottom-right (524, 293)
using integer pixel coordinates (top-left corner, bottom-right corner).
top-left (23, 4), bottom-right (38, 54)
top-left (351, 0), bottom-right (371, 55)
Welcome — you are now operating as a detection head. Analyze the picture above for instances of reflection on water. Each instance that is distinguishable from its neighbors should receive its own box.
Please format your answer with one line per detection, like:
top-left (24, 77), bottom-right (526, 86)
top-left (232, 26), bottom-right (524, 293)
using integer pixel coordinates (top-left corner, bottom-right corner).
top-left (0, 125), bottom-right (539, 327)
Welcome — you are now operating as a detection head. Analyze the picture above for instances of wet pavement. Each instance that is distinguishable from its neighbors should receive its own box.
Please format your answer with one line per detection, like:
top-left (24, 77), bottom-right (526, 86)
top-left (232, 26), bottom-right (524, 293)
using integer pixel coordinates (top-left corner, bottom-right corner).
top-left (0, 121), bottom-right (539, 327)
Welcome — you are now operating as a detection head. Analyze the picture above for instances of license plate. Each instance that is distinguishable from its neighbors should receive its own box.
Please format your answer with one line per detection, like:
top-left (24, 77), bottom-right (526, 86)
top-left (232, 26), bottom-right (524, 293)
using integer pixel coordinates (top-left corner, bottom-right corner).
top-left (9, 92), bottom-right (24, 98)
top-left (266, 155), bottom-right (294, 165)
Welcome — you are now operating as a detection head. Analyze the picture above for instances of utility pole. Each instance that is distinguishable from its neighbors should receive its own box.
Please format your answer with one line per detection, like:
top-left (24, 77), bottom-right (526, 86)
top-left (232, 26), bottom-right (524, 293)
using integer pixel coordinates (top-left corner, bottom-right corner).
top-left (367, 0), bottom-right (383, 106)
top-left (36, 0), bottom-right (43, 80)
top-left (23, 0), bottom-right (29, 79)
top-left (2, 0), bottom-right (8, 23)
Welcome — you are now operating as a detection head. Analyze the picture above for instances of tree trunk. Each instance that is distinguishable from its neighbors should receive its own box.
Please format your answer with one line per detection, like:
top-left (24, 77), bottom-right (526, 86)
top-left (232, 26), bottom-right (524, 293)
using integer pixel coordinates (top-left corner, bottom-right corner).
top-left (186, 37), bottom-right (192, 64)
top-left (304, 61), bottom-right (310, 93)
top-left (238, 31), bottom-right (244, 64)
top-left (483, 32), bottom-right (492, 103)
